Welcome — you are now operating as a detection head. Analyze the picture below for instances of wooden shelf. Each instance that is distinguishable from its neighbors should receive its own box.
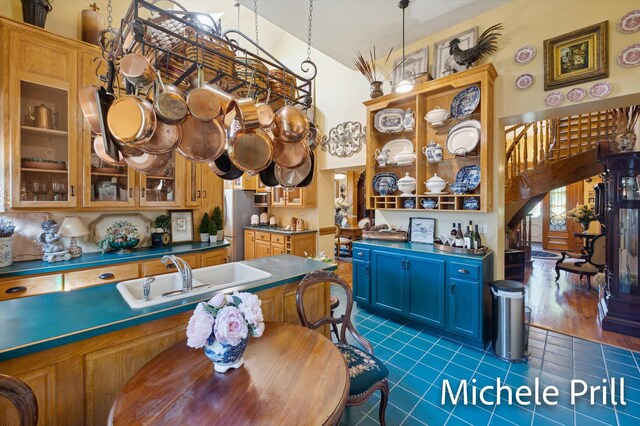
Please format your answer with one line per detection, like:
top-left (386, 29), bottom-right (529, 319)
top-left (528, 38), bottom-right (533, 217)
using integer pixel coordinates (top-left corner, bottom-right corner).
top-left (21, 126), bottom-right (68, 137)
top-left (21, 168), bottom-right (68, 174)
top-left (430, 112), bottom-right (481, 136)
top-left (91, 172), bottom-right (128, 177)
top-left (146, 176), bottom-right (175, 180)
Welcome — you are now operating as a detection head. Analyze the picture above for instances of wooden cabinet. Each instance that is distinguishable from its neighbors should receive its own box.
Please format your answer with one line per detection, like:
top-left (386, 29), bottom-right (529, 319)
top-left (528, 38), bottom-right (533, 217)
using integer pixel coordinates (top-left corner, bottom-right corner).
top-left (224, 174), bottom-right (257, 190)
top-left (354, 241), bottom-right (492, 346)
top-left (64, 264), bottom-right (141, 291)
top-left (138, 152), bottom-right (185, 208)
top-left (255, 239), bottom-right (271, 258)
top-left (271, 244), bottom-right (285, 256)
top-left (201, 249), bottom-right (228, 267)
top-left (0, 274), bottom-right (63, 301)
top-left (243, 229), bottom-right (317, 260)
top-left (271, 185), bottom-right (316, 208)
top-left (244, 230), bottom-right (255, 260)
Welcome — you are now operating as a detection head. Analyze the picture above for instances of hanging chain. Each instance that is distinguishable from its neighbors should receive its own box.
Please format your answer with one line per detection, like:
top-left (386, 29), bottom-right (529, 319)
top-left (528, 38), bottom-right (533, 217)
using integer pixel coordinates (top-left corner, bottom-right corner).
top-left (306, 0), bottom-right (313, 60)
top-left (254, 0), bottom-right (260, 55)
top-left (235, 2), bottom-right (240, 31)
top-left (106, 0), bottom-right (113, 33)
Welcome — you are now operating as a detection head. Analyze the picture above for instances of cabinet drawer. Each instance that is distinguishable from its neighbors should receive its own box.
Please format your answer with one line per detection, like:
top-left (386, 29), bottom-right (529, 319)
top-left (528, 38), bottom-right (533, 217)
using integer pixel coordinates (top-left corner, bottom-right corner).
top-left (353, 248), bottom-right (370, 261)
top-left (142, 254), bottom-right (199, 277)
top-left (0, 274), bottom-right (63, 300)
top-left (64, 264), bottom-right (140, 291)
top-left (271, 234), bottom-right (285, 244)
top-left (449, 262), bottom-right (480, 281)
top-left (255, 231), bottom-right (271, 242)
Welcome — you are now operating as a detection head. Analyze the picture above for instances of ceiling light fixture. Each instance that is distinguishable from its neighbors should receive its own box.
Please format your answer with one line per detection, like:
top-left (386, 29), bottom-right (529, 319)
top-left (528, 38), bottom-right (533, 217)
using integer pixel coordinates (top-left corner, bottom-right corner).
top-left (395, 0), bottom-right (414, 94)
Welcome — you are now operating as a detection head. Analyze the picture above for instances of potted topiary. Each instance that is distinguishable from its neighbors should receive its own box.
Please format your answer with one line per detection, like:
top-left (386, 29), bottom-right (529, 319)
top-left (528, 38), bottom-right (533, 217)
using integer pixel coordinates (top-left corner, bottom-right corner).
top-left (212, 207), bottom-right (224, 241)
top-left (208, 221), bottom-right (217, 244)
top-left (152, 214), bottom-right (171, 247)
top-left (199, 213), bottom-right (211, 243)
top-left (0, 217), bottom-right (16, 267)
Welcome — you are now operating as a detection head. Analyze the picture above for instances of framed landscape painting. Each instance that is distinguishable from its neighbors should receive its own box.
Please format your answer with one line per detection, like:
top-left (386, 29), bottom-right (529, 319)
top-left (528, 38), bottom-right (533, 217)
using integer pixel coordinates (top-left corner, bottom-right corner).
top-left (543, 21), bottom-right (608, 90)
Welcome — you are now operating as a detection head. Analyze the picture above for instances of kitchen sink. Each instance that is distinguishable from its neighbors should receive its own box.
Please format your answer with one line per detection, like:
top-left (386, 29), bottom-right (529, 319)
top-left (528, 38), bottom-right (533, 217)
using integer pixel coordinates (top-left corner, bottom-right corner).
top-left (117, 263), bottom-right (271, 309)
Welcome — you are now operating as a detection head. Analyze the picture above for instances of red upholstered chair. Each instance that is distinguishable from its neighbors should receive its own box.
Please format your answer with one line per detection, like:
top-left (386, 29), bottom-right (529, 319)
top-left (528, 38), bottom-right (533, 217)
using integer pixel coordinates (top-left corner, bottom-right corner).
top-left (296, 270), bottom-right (389, 425)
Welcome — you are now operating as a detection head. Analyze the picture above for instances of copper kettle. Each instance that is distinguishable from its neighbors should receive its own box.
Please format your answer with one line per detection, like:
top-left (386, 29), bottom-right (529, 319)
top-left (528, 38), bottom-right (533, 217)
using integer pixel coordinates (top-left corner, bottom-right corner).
top-left (27, 104), bottom-right (58, 129)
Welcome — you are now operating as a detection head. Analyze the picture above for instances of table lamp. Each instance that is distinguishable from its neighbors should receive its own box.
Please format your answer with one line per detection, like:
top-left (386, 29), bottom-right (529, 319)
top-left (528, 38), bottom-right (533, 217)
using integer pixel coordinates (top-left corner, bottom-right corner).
top-left (59, 216), bottom-right (89, 258)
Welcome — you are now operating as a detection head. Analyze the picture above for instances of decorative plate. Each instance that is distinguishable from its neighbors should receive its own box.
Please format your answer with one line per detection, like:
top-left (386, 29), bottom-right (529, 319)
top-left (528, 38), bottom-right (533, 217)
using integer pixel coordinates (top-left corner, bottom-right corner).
top-left (588, 81), bottom-right (612, 98)
top-left (450, 86), bottom-right (480, 119)
top-left (381, 138), bottom-right (413, 164)
top-left (513, 46), bottom-right (536, 65)
top-left (544, 92), bottom-right (564, 107)
top-left (617, 9), bottom-right (640, 34)
top-left (446, 120), bottom-right (481, 155)
top-left (374, 109), bottom-right (411, 133)
top-left (455, 165), bottom-right (481, 191)
top-left (463, 197), bottom-right (480, 210)
top-left (567, 87), bottom-right (586, 103)
top-left (89, 213), bottom-right (151, 248)
top-left (372, 172), bottom-right (398, 195)
top-left (515, 74), bottom-right (534, 90)
top-left (617, 44), bottom-right (640, 68)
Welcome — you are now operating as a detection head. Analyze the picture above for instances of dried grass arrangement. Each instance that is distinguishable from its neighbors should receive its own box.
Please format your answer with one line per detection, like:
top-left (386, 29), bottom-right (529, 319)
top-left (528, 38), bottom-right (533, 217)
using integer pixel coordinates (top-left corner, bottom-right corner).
top-left (353, 47), bottom-right (395, 84)
top-left (609, 106), bottom-right (640, 132)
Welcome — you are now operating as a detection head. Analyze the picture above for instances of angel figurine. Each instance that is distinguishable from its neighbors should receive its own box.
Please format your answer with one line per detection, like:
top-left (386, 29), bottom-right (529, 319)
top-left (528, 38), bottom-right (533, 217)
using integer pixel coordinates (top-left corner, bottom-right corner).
top-left (37, 220), bottom-right (70, 262)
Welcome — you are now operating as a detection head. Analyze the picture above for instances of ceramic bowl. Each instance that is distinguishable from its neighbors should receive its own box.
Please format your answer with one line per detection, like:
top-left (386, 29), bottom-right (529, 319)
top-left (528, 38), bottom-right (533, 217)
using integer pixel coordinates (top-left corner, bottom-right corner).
top-left (425, 107), bottom-right (450, 126)
top-left (424, 173), bottom-right (447, 193)
top-left (449, 182), bottom-right (468, 195)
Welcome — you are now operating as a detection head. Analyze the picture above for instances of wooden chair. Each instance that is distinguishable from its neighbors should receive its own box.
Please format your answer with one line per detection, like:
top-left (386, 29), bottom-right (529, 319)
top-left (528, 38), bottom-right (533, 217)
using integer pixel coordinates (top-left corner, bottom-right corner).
top-left (335, 225), bottom-right (353, 257)
top-left (555, 233), bottom-right (606, 290)
top-left (296, 270), bottom-right (389, 425)
top-left (0, 374), bottom-right (38, 426)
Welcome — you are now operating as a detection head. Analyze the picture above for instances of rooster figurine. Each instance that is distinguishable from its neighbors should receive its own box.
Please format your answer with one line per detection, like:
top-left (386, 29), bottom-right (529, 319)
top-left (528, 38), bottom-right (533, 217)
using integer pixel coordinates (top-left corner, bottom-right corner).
top-left (449, 23), bottom-right (503, 69)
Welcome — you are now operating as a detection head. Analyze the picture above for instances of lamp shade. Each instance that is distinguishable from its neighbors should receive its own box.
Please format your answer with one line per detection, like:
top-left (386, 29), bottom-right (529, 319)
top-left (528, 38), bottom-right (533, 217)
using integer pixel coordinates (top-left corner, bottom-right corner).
top-left (395, 78), bottom-right (414, 94)
top-left (59, 216), bottom-right (89, 238)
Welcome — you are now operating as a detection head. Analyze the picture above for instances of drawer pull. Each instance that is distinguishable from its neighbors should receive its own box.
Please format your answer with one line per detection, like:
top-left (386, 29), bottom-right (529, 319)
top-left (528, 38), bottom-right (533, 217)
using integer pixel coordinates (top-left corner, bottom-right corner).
top-left (196, 190), bottom-right (201, 199)
top-left (406, 260), bottom-right (410, 270)
top-left (357, 251), bottom-right (364, 256)
top-left (165, 263), bottom-right (176, 269)
top-left (365, 266), bottom-right (369, 274)
top-left (99, 273), bottom-right (115, 280)
top-left (6, 286), bottom-right (27, 294)
top-left (451, 284), bottom-right (456, 294)
top-left (202, 190), bottom-right (207, 198)
top-left (401, 260), bottom-right (405, 269)
top-left (129, 188), bottom-right (133, 197)
top-left (457, 269), bottom-right (469, 274)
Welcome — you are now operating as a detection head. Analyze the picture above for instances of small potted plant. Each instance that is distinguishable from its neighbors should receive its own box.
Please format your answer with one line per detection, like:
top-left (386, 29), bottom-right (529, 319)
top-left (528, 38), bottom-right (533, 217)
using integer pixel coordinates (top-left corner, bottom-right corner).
top-left (152, 215), bottom-right (171, 247)
top-left (199, 213), bottom-right (211, 243)
top-left (212, 207), bottom-right (224, 241)
top-left (208, 220), bottom-right (217, 244)
top-left (0, 217), bottom-right (16, 267)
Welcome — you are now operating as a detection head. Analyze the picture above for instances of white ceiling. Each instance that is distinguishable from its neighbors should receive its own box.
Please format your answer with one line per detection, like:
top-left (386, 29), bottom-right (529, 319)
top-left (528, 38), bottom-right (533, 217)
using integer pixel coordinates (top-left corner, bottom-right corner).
top-left (235, 0), bottom-right (512, 67)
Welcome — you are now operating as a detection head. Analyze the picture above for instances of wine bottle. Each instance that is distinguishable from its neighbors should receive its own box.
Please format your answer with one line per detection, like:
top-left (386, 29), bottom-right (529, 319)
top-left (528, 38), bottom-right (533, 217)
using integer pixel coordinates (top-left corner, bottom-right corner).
top-left (464, 224), bottom-right (472, 249)
top-left (450, 222), bottom-right (457, 246)
top-left (474, 224), bottom-right (482, 249)
top-left (455, 223), bottom-right (465, 247)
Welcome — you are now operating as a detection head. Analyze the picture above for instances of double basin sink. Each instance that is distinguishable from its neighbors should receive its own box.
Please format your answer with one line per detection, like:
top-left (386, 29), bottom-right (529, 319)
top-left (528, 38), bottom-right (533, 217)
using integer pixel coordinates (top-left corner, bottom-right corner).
top-left (117, 262), bottom-right (272, 309)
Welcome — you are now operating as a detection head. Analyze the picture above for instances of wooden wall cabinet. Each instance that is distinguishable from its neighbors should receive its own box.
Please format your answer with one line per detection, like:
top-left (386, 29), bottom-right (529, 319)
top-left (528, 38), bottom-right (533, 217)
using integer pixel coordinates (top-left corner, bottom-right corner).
top-left (271, 185), bottom-right (317, 208)
top-left (224, 174), bottom-right (257, 190)
top-left (244, 229), bottom-right (317, 260)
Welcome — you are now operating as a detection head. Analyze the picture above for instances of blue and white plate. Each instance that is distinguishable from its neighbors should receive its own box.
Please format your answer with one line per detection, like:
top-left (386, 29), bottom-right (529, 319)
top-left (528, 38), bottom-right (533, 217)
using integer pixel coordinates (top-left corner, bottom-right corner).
top-left (450, 85), bottom-right (480, 119)
top-left (455, 165), bottom-right (481, 191)
top-left (372, 172), bottom-right (398, 195)
top-left (463, 197), bottom-right (480, 210)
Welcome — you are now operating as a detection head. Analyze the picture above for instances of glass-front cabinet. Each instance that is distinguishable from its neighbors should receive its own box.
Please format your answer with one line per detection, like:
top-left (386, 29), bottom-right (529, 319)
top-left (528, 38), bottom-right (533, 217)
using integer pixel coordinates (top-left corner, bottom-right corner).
top-left (9, 33), bottom-right (79, 208)
top-left (139, 152), bottom-right (184, 207)
top-left (600, 151), bottom-right (640, 336)
top-left (186, 162), bottom-right (203, 207)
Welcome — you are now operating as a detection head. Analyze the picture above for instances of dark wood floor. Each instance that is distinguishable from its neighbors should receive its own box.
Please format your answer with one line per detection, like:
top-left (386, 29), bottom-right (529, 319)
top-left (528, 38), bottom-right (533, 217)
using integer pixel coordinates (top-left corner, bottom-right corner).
top-left (336, 259), bottom-right (640, 352)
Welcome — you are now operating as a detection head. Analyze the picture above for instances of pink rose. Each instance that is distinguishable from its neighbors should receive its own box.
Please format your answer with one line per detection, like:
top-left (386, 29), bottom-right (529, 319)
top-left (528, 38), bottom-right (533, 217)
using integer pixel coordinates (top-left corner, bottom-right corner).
top-left (214, 306), bottom-right (248, 346)
top-left (251, 321), bottom-right (265, 338)
top-left (234, 291), bottom-right (264, 325)
top-left (208, 293), bottom-right (226, 308)
top-left (186, 303), bottom-right (214, 348)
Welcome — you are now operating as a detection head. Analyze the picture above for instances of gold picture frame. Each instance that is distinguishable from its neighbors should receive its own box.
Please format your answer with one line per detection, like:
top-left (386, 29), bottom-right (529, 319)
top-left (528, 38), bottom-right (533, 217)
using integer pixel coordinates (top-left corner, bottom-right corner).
top-left (543, 21), bottom-right (608, 90)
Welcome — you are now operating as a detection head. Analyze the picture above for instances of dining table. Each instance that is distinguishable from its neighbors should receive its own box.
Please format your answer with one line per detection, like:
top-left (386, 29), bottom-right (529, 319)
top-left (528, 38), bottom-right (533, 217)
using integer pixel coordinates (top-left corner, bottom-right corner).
top-left (339, 225), bottom-right (363, 240)
top-left (108, 321), bottom-right (349, 425)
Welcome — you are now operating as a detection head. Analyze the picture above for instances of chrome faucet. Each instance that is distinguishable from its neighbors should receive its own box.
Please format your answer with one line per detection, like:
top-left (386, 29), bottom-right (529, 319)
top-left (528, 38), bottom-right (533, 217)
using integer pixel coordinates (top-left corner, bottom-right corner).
top-left (161, 255), bottom-right (193, 292)
top-left (143, 277), bottom-right (155, 301)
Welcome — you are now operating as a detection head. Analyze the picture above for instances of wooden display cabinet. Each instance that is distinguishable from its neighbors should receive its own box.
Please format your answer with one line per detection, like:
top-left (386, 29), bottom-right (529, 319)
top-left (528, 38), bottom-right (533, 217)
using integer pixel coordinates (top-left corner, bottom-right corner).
top-left (138, 152), bottom-right (185, 207)
top-left (364, 64), bottom-right (496, 213)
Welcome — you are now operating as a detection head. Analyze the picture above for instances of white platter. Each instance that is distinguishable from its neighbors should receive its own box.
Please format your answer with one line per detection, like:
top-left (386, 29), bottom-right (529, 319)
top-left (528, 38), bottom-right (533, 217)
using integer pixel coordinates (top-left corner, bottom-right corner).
top-left (381, 138), bottom-right (414, 164)
top-left (446, 120), bottom-right (481, 156)
top-left (588, 82), bottom-right (612, 98)
top-left (567, 87), bottom-right (586, 103)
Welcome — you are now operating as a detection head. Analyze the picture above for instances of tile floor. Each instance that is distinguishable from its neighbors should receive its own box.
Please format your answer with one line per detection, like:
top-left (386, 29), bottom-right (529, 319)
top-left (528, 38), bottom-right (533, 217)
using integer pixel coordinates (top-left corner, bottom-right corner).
top-left (332, 293), bottom-right (640, 426)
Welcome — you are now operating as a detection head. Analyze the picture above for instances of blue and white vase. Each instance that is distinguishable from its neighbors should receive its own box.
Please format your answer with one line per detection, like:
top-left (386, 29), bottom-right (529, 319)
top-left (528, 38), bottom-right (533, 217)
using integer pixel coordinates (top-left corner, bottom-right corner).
top-left (204, 334), bottom-right (249, 373)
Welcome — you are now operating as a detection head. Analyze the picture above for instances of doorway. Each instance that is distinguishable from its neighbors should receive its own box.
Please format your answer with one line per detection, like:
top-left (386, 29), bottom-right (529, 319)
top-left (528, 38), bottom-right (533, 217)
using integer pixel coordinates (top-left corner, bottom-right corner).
top-left (542, 182), bottom-right (583, 252)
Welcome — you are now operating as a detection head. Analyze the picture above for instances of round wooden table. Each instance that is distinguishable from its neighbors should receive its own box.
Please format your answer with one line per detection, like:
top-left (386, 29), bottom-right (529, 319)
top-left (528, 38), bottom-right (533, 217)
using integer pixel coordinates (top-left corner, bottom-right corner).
top-left (108, 322), bottom-right (349, 425)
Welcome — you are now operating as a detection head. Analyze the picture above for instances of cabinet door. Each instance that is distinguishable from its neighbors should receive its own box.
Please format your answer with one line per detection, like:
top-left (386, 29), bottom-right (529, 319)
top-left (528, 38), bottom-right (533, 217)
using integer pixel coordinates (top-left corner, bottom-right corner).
top-left (405, 255), bottom-right (445, 328)
top-left (139, 152), bottom-right (185, 207)
top-left (9, 32), bottom-right (79, 208)
top-left (255, 240), bottom-right (271, 258)
top-left (447, 278), bottom-right (480, 339)
top-left (290, 234), bottom-right (316, 257)
top-left (372, 251), bottom-right (404, 314)
top-left (201, 249), bottom-right (227, 267)
top-left (285, 188), bottom-right (303, 206)
top-left (244, 230), bottom-right (255, 260)
top-left (185, 162), bottom-right (202, 207)
top-left (353, 260), bottom-right (370, 304)
top-left (271, 243), bottom-right (285, 256)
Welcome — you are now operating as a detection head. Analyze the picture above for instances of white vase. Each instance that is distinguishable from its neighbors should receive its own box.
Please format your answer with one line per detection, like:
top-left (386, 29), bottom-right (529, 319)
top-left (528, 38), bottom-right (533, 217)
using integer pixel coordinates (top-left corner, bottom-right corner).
top-left (217, 230), bottom-right (224, 241)
top-left (0, 236), bottom-right (13, 267)
top-left (209, 235), bottom-right (217, 243)
top-left (199, 233), bottom-right (209, 242)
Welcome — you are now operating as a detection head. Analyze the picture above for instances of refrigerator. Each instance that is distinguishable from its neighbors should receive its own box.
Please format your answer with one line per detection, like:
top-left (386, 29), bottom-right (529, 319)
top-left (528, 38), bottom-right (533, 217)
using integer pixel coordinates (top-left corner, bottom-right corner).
top-left (224, 188), bottom-right (266, 262)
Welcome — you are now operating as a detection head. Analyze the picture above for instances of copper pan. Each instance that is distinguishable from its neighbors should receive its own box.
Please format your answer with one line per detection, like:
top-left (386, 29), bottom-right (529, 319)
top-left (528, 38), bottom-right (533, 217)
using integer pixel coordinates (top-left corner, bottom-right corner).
top-left (93, 136), bottom-right (125, 167)
top-left (149, 72), bottom-right (188, 124)
top-left (120, 53), bottom-right (156, 88)
top-left (256, 102), bottom-right (275, 128)
top-left (226, 98), bottom-right (260, 130)
top-left (124, 151), bottom-right (173, 175)
top-left (208, 151), bottom-right (244, 180)
top-left (275, 151), bottom-right (313, 187)
top-left (273, 105), bottom-right (309, 143)
top-left (186, 68), bottom-right (220, 121)
top-left (79, 86), bottom-right (102, 134)
top-left (139, 121), bottom-right (183, 155)
top-left (228, 127), bottom-right (273, 174)
top-left (208, 86), bottom-right (236, 127)
top-left (177, 115), bottom-right (225, 162)
top-left (272, 138), bottom-right (309, 168)
top-left (306, 122), bottom-right (319, 150)
top-left (107, 95), bottom-right (157, 146)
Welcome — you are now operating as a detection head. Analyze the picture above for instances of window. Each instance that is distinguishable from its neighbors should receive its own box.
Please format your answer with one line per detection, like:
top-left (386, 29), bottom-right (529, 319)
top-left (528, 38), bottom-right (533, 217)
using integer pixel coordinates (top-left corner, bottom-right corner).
top-left (549, 187), bottom-right (567, 231)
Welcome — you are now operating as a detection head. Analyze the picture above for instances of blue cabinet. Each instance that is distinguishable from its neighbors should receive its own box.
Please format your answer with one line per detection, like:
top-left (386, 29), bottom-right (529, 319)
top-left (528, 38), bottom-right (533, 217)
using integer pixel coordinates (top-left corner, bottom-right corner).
top-left (353, 260), bottom-right (370, 304)
top-left (447, 277), bottom-right (480, 339)
top-left (371, 250), bottom-right (404, 314)
top-left (405, 255), bottom-right (445, 328)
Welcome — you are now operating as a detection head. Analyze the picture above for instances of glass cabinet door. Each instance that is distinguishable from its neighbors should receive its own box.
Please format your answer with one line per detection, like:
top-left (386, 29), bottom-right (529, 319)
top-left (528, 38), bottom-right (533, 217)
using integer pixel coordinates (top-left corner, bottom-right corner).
top-left (185, 162), bottom-right (202, 207)
top-left (618, 208), bottom-right (639, 296)
top-left (285, 188), bottom-right (303, 206)
top-left (139, 152), bottom-right (185, 207)
top-left (272, 187), bottom-right (287, 206)
top-left (620, 176), bottom-right (640, 201)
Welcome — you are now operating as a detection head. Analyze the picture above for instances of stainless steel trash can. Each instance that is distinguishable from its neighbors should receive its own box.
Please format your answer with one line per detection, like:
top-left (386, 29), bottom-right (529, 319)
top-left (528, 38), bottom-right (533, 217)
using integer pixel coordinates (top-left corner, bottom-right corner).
top-left (490, 280), bottom-right (526, 361)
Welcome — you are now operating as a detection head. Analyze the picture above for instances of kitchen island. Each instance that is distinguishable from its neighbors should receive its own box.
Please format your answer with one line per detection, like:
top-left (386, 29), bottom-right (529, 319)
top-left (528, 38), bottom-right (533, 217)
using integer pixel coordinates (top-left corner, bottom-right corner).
top-left (0, 255), bottom-right (336, 425)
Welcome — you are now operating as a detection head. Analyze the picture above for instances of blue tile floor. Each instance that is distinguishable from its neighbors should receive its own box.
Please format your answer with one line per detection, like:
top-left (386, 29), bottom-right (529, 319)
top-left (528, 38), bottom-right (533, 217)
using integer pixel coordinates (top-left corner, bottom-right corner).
top-left (331, 293), bottom-right (640, 426)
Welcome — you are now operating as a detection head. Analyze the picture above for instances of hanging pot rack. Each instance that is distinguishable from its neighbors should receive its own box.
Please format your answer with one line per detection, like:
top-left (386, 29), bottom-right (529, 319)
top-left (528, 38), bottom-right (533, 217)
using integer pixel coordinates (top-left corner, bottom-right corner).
top-left (106, 0), bottom-right (316, 110)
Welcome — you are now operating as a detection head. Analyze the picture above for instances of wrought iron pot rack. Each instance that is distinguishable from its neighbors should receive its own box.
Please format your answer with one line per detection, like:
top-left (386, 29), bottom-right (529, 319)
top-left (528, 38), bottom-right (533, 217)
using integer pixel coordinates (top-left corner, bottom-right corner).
top-left (107, 0), bottom-right (316, 110)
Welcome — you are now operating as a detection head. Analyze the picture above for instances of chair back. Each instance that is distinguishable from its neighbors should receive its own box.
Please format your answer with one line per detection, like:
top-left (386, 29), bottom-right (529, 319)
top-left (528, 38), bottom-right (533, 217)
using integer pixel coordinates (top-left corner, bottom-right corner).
top-left (335, 225), bottom-right (341, 238)
top-left (296, 270), bottom-right (374, 355)
top-left (589, 233), bottom-right (606, 267)
top-left (0, 374), bottom-right (38, 426)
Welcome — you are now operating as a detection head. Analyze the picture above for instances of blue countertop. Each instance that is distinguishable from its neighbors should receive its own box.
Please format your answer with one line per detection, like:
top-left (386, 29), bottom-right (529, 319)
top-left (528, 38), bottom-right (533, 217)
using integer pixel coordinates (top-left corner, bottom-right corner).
top-left (353, 240), bottom-right (492, 261)
top-left (243, 226), bottom-right (317, 235)
top-left (0, 255), bottom-right (335, 361)
top-left (0, 241), bottom-right (230, 279)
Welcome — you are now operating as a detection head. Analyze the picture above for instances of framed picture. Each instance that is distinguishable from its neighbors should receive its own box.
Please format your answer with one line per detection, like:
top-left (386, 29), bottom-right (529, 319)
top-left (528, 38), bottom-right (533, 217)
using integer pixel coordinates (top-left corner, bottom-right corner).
top-left (169, 210), bottom-right (194, 243)
top-left (392, 48), bottom-right (429, 87)
top-left (543, 21), bottom-right (608, 90)
top-left (409, 217), bottom-right (436, 244)
top-left (433, 27), bottom-right (477, 79)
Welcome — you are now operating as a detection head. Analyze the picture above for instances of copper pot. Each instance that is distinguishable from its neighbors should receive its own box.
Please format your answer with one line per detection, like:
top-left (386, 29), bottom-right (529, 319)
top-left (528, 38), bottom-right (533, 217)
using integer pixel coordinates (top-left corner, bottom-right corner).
top-left (177, 115), bottom-right (225, 162)
top-left (138, 121), bottom-right (183, 155)
top-left (186, 68), bottom-right (220, 122)
top-left (226, 98), bottom-right (260, 130)
top-left (107, 95), bottom-right (157, 145)
top-left (272, 138), bottom-right (309, 169)
top-left (256, 102), bottom-right (275, 128)
top-left (120, 53), bottom-right (156, 88)
top-left (124, 151), bottom-right (173, 175)
top-left (275, 152), bottom-right (313, 187)
top-left (148, 73), bottom-right (188, 124)
top-left (273, 105), bottom-right (309, 143)
top-left (93, 136), bottom-right (125, 166)
top-left (114, 140), bottom-right (145, 158)
top-left (228, 127), bottom-right (273, 174)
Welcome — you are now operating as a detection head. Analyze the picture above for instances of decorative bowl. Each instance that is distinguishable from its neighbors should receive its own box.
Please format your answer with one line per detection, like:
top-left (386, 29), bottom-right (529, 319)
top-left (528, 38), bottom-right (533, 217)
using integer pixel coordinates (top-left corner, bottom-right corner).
top-left (109, 239), bottom-right (140, 254)
top-left (397, 173), bottom-right (416, 196)
top-left (424, 173), bottom-right (447, 193)
top-left (424, 107), bottom-right (450, 127)
top-left (421, 198), bottom-right (438, 209)
top-left (394, 148), bottom-right (416, 165)
top-left (449, 182), bottom-right (468, 195)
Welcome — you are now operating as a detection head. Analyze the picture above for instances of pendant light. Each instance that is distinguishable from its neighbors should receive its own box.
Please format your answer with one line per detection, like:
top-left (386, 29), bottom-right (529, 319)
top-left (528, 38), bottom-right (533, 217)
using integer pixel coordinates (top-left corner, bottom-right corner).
top-left (395, 0), bottom-right (414, 94)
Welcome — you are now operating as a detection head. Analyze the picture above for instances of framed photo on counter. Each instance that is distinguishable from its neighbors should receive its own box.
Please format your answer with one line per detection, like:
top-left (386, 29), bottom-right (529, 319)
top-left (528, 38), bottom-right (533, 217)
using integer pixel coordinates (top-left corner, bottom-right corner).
top-left (409, 217), bottom-right (436, 244)
top-left (169, 210), bottom-right (194, 243)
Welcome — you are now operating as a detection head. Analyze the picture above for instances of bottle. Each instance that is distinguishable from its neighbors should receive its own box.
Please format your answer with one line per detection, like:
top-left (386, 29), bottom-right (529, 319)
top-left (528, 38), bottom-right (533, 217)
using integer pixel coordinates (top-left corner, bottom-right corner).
top-left (450, 222), bottom-right (457, 246)
top-left (455, 223), bottom-right (465, 247)
top-left (464, 221), bottom-right (473, 249)
top-left (474, 224), bottom-right (482, 249)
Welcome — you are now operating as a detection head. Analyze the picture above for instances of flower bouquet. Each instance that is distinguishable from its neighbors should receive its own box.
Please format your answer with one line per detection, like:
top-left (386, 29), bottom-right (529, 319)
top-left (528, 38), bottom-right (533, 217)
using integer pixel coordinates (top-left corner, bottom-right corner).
top-left (186, 291), bottom-right (265, 373)
top-left (567, 203), bottom-right (596, 231)
top-left (97, 220), bottom-right (140, 253)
